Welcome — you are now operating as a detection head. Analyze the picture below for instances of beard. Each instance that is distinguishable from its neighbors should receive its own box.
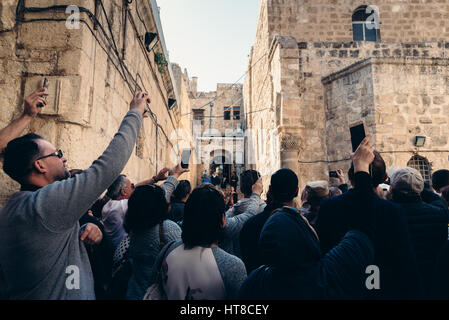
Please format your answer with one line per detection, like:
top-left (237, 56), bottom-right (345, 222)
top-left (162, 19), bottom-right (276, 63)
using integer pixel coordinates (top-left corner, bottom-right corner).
top-left (57, 168), bottom-right (71, 181)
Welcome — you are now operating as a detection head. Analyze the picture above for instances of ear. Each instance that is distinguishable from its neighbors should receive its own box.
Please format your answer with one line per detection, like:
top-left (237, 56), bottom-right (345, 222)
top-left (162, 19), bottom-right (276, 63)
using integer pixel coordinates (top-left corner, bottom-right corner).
top-left (294, 186), bottom-right (299, 198)
top-left (221, 213), bottom-right (226, 228)
top-left (121, 188), bottom-right (127, 196)
top-left (33, 159), bottom-right (47, 174)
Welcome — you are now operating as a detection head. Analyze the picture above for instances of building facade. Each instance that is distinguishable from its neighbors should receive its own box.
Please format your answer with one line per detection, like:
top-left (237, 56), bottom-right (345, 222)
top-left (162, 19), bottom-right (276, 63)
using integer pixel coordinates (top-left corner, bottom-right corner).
top-left (184, 74), bottom-right (245, 187)
top-left (0, 0), bottom-right (197, 207)
top-left (244, 0), bottom-right (449, 190)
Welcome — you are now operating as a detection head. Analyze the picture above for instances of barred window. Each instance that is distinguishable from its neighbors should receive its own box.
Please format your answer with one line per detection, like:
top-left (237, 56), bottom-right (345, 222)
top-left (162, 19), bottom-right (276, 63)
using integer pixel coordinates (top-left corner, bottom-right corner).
top-left (407, 155), bottom-right (432, 184)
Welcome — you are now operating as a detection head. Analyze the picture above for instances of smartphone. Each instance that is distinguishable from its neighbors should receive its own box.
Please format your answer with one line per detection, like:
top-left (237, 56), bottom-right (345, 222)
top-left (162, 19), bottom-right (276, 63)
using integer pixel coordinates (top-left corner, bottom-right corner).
top-left (350, 121), bottom-right (366, 152)
top-left (37, 77), bottom-right (49, 107)
top-left (329, 170), bottom-right (338, 178)
top-left (181, 149), bottom-right (191, 169)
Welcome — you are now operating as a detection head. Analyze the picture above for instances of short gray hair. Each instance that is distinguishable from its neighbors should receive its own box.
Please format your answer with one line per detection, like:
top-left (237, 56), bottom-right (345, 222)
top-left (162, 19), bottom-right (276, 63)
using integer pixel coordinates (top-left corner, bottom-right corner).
top-left (107, 174), bottom-right (128, 200)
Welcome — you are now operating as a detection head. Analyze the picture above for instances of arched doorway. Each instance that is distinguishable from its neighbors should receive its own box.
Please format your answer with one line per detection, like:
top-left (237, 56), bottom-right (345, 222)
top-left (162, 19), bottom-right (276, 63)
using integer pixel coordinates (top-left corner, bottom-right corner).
top-left (407, 154), bottom-right (432, 184)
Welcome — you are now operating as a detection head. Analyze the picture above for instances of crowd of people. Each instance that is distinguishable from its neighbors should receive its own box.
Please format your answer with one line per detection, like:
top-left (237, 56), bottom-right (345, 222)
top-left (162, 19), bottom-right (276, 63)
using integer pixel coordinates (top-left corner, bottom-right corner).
top-left (0, 88), bottom-right (448, 300)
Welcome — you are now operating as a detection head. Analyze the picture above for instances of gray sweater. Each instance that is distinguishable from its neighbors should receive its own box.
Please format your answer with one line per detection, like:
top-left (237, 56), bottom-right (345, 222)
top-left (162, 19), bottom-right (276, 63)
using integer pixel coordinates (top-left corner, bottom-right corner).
top-left (220, 193), bottom-right (263, 256)
top-left (0, 110), bottom-right (142, 299)
top-left (125, 176), bottom-right (182, 300)
top-left (149, 240), bottom-right (247, 300)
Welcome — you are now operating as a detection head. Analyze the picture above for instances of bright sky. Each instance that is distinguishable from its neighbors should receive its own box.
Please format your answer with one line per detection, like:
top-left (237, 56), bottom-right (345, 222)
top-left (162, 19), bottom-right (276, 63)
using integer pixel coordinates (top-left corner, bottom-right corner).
top-left (158, 0), bottom-right (261, 92)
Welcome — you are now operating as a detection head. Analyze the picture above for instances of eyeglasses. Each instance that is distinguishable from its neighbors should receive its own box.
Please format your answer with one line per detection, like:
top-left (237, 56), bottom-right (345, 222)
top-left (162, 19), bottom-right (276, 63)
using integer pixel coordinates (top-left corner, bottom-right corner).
top-left (36, 149), bottom-right (63, 161)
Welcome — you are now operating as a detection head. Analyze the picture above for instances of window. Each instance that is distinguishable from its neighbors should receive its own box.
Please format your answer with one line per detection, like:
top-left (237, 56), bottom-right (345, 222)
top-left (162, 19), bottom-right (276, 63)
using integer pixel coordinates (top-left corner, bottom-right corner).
top-left (224, 107), bottom-right (231, 120)
top-left (352, 5), bottom-right (380, 42)
top-left (193, 109), bottom-right (204, 127)
top-left (233, 106), bottom-right (240, 120)
top-left (407, 155), bottom-right (432, 184)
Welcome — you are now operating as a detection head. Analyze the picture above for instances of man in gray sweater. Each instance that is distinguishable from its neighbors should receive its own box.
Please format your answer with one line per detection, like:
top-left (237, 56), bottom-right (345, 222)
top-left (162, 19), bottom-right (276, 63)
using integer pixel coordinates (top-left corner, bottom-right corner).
top-left (0, 91), bottom-right (149, 299)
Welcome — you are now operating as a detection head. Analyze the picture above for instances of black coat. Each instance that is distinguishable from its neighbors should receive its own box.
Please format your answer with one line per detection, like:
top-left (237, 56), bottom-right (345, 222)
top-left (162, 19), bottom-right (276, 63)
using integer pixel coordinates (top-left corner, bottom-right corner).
top-left (239, 172), bottom-right (376, 300)
top-left (239, 203), bottom-right (281, 273)
top-left (316, 188), bottom-right (422, 299)
top-left (392, 189), bottom-right (449, 295)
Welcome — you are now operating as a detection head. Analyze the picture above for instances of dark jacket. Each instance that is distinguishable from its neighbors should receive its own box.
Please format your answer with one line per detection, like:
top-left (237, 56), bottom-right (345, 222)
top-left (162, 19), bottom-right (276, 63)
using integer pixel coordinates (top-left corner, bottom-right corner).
top-left (316, 187), bottom-right (421, 299)
top-left (392, 189), bottom-right (449, 295)
top-left (168, 202), bottom-right (185, 223)
top-left (239, 172), bottom-right (375, 300)
top-left (432, 240), bottom-right (449, 299)
top-left (239, 203), bottom-right (282, 273)
top-left (238, 210), bottom-right (374, 299)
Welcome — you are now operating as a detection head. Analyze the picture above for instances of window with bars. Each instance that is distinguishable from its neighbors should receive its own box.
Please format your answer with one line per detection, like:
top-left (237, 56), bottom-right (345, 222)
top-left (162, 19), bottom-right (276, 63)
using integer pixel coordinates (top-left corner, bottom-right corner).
top-left (407, 155), bottom-right (432, 183)
top-left (352, 5), bottom-right (380, 42)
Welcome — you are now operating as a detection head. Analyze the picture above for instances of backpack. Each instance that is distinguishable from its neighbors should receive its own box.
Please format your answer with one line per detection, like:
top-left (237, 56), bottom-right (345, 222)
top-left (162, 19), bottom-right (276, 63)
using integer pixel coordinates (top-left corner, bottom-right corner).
top-left (107, 223), bottom-right (166, 299)
top-left (106, 235), bottom-right (131, 299)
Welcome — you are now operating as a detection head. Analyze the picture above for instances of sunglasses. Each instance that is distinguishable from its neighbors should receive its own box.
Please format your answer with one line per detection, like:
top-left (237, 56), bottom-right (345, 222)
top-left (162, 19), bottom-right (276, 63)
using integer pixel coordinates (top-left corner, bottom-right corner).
top-left (36, 149), bottom-right (63, 161)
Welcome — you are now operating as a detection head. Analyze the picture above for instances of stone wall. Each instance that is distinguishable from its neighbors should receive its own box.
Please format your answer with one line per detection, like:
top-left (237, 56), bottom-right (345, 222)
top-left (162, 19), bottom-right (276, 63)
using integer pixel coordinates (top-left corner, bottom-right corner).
top-left (323, 57), bottom-right (449, 182)
top-left (0, 0), bottom-right (193, 206)
top-left (186, 79), bottom-right (245, 186)
top-left (245, 0), bottom-right (449, 191)
top-left (189, 83), bottom-right (244, 135)
top-left (265, 0), bottom-right (449, 43)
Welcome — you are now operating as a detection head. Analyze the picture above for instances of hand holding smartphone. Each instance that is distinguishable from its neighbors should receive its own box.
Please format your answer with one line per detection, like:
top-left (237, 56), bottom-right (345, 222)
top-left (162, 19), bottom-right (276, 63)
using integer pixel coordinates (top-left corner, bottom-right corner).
top-left (37, 77), bottom-right (49, 108)
top-left (181, 149), bottom-right (191, 169)
top-left (350, 121), bottom-right (366, 152)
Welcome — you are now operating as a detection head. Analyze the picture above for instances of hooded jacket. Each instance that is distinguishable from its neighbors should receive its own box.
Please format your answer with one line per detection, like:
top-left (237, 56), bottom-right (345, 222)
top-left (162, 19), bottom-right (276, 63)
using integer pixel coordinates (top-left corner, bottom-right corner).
top-left (238, 207), bottom-right (374, 299)
top-left (239, 172), bottom-right (376, 300)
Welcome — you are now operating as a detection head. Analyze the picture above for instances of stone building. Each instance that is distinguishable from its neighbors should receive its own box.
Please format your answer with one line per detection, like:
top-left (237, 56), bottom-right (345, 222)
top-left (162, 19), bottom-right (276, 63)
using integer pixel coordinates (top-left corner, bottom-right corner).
top-left (0, 0), bottom-right (197, 207)
top-left (244, 0), bottom-right (449, 190)
top-left (183, 73), bottom-right (245, 187)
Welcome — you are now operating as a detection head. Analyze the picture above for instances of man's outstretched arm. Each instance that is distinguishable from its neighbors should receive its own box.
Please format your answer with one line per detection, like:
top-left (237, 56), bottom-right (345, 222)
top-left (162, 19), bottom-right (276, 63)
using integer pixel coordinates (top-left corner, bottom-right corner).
top-left (33, 92), bottom-right (149, 232)
top-left (0, 88), bottom-right (47, 152)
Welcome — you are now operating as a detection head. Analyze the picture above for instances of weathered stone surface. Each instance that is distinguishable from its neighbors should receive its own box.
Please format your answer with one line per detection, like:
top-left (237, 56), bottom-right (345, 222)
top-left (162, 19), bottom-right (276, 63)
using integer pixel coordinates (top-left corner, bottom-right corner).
top-left (0, 0), bottom-right (195, 207)
top-left (244, 0), bottom-right (449, 190)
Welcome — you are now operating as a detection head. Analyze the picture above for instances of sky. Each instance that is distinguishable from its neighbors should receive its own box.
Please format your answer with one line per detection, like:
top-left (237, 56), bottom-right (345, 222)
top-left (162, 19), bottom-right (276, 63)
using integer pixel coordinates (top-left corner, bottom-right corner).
top-left (158, 0), bottom-right (261, 92)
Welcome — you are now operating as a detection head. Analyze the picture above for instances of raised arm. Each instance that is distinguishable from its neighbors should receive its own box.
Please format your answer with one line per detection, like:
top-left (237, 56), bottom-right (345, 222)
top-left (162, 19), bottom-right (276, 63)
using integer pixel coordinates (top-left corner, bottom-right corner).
top-left (0, 88), bottom-right (47, 152)
top-left (224, 178), bottom-right (264, 239)
top-left (33, 92), bottom-right (149, 232)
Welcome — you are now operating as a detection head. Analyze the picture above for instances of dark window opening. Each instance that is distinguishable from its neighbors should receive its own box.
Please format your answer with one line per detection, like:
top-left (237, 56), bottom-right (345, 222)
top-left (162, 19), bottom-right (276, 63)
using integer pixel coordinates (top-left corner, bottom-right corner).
top-left (233, 106), bottom-right (241, 120)
top-left (224, 107), bottom-right (231, 120)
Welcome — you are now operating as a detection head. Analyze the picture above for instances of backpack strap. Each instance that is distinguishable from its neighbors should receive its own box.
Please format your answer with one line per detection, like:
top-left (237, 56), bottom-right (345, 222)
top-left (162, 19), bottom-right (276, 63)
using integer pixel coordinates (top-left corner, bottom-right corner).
top-left (159, 222), bottom-right (166, 250)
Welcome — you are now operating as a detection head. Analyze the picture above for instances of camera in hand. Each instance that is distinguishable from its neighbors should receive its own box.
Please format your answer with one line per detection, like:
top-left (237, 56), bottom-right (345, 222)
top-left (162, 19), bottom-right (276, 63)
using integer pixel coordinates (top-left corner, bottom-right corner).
top-left (181, 149), bottom-right (191, 169)
top-left (37, 77), bottom-right (49, 108)
top-left (329, 170), bottom-right (338, 178)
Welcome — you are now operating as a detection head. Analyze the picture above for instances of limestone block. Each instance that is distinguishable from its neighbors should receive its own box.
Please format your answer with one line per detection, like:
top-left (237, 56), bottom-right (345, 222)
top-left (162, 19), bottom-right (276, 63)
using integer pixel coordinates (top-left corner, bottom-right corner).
top-left (29, 118), bottom-right (58, 143)
top-left (24, 76), bottom-right (61, 115)
top-left (18, 21), bottom-right (83, 50)
top-left (0, 32), bottom-right (17, 59)
top-left (0, 0), bottom-right (16, 30)
top-left (24, 75), bottom-right (91, 125)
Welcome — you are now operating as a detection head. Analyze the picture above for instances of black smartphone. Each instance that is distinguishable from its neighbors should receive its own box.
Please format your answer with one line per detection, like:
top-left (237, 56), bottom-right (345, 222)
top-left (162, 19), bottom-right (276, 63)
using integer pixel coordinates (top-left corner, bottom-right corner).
top-left (181, 149), bottom-right (191, 169)
top-left (329, 170), bottom-right (338, 178)
top-left (37, 77), bottom-right (49, 108)
top-left (350, 121), bottom-right (366, 152)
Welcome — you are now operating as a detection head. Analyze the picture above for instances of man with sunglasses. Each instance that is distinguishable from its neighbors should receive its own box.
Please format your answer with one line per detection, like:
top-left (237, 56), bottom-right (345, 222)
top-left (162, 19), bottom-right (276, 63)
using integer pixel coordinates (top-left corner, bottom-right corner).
top-left (0, 91), bottom-right (150, 300)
